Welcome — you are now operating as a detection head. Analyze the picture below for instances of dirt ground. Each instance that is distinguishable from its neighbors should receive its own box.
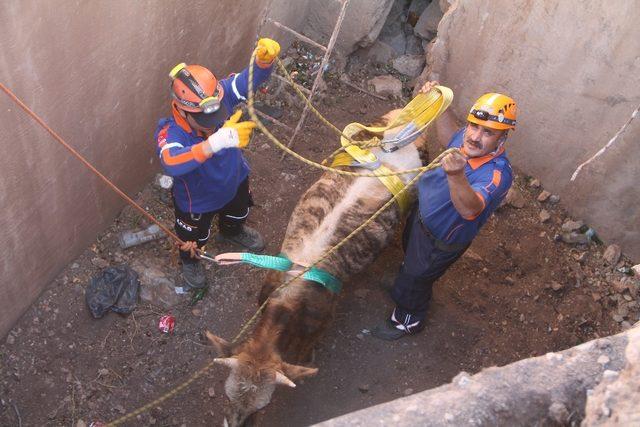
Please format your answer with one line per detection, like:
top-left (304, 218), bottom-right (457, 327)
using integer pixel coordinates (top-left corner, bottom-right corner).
top-left (0, 57), bottom-right (637, 427)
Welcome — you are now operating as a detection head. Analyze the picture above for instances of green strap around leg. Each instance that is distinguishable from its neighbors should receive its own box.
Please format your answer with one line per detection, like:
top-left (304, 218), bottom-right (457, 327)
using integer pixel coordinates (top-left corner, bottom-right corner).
top-left (240, 253), bottom-right (293, 271)
top-left (303, 268), bottom-right (342, 294)
top-left (238, 253), bottom-right (342, 294)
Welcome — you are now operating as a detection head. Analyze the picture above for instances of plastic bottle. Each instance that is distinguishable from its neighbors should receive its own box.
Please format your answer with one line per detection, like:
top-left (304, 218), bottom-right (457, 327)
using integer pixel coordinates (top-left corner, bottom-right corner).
top-left (560, 231), bottom-right (589, 245)
top-left (155, 174), bottom-right (173, 190)
top-left (119, 224), bottom-right (166, 249)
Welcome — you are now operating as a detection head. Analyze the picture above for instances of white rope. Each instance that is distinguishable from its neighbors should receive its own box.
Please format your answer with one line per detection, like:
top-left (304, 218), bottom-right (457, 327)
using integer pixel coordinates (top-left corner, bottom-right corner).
top-left (570, 103), bottom-right (639, 181)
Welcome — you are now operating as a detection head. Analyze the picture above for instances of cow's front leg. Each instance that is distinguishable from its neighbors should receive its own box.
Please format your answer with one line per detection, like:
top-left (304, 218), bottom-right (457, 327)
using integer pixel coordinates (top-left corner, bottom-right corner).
top-left (259, 270), bottom-right (285, 305)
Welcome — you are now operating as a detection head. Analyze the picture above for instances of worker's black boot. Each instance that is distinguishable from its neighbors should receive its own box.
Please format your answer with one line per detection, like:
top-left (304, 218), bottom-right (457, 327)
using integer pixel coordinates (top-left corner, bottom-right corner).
top-left (216, 225), bottom-right (265, 252)
top-left (181, 261), bottom-right (207, 289)
top-left (371, 308), bottom-right (425, 341)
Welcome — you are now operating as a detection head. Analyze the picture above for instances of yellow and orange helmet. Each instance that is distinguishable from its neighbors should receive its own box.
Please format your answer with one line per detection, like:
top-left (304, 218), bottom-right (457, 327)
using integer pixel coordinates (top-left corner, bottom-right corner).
top-left (169, 63), bottom-right (227, 128)
top-left (467, 93), bottom-right (517, 130)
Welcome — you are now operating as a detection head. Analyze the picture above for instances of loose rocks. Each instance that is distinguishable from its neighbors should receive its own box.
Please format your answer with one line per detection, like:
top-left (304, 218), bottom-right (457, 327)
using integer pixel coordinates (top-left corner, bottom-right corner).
top-left (368, 75), bottom-right (403, 97)
top-left (537, 191), bottom-right (551, 202)
top-left (603, 244), bottom-right (622, 266)
top-left (539, 210), bottom-right (551, 223)
top-left (505, 187), bottom-right (526, 208)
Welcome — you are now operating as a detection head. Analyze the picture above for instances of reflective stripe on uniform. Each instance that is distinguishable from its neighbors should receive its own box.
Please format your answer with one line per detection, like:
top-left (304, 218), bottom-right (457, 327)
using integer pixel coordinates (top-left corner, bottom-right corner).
top-left (159, 142), bottom-right (184, 155)
top-left (231, 74), bottom-right (246, 101)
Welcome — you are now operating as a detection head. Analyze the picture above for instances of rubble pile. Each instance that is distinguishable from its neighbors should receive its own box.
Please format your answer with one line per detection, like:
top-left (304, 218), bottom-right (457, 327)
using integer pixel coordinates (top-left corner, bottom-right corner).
top-left (504, 176), bottom-right (640, 329)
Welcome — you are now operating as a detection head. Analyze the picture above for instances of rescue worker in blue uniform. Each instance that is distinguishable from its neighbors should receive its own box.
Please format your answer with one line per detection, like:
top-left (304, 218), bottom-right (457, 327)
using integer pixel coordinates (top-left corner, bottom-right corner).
top-left (373, 81), bottom-right (518, 340)
top-left (154, 38), bottom-right (280, 289)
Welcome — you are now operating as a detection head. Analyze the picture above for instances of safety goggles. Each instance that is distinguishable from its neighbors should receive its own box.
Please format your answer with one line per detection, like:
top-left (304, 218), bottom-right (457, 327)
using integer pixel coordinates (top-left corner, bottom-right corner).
top-left (169, 63), bottom-right (222, 114)
top-left (469, 108), bottom-right (516, 126)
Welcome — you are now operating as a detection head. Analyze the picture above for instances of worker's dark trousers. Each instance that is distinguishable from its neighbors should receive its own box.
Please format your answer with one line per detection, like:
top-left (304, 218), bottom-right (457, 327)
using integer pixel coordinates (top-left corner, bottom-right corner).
top-left (174, 178), bottom-right (253, 263)
top-left (390, 207), bottom-right (468, 321)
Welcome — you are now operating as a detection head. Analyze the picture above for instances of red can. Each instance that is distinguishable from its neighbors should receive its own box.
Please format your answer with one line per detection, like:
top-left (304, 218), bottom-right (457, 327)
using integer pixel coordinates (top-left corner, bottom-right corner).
top-left (158, 314), bottom-right (175, 334)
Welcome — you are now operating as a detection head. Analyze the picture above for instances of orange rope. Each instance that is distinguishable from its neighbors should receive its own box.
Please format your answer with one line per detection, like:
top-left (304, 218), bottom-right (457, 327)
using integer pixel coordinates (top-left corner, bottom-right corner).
top-left (0, 82), bottom-right (208, 256)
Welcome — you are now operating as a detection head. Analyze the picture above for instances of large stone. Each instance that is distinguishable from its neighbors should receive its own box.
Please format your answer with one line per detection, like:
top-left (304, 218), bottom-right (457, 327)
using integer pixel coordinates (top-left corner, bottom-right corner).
top-left (356, 40), bottom-right (397, 64)
top-left (131, 259), bottom-right (182, 307)
top-left (407, 0), bottom-right (430, 31)
top-left (505, 187), bottom-right (526, 208)
top-left (405, 34), bottom-right (425, 55)
top-left (409, 0), bottom-right (430, 17)
top-left (380, 32), bottom-right (407, 56)
top-left (539, 209), bottom-right (551, 223)
top-left (439, 0), bottom-right (454, 13)
top-left (623, 277), bottom-right (639, 299)
top-left (603, 244), bottom-right (622, 265)
top-left (583, 326), bottom-right (640, 425)
top-left (368, 75), bottom-right (403, 98)
top-left (414, 0), bottom-right (444, 39)
top-left (304, 0), bottom-right (394, 55)
top-left (378, 0), bottom-right (408, 56)
top-left (562, 219), bottom-right (584, 233)
top-left (392, 54), bottom-right (426, 77)
top-left (537, 190), bottom-right (551, 202)
top-left (316, 325), bottom-right (639, 427)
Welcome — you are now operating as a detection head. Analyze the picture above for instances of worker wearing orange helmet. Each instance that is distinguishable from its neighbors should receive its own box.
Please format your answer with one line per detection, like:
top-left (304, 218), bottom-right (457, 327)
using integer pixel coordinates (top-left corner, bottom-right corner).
top-left (154, 38), bottom-right (280, 290)
top-left (373, 81), bottom-right (517, 340)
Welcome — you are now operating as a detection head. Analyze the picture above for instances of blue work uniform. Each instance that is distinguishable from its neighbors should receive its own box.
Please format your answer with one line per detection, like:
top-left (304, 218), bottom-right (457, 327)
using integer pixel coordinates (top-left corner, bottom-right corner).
top-left (390, 128), bottom-right (513, 325)
top-left (154, 61), bottom-right (273, 214)
top-left (153, 60), bottom-right (273, 262)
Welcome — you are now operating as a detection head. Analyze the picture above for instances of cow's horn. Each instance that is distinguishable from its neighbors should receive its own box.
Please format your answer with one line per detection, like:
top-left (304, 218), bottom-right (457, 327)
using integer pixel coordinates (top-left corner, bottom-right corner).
top-left (274, 371), bottom-right (296, 388)
top-left (214, 357), bottom-right (239, 369)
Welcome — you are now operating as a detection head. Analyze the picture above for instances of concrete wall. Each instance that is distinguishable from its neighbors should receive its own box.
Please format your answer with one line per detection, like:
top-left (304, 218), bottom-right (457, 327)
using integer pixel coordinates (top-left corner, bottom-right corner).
top-left (0, 0), bottom-right (310, 338)
top-left (426, 0), bottom-right (640, 259)
top-left (304, 0), bottom-right (394, 56)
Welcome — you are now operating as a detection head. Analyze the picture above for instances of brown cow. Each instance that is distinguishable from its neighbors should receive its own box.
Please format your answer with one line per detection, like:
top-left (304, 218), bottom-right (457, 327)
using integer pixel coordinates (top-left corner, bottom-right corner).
top-left (206, 110), bottom-right (431, 426)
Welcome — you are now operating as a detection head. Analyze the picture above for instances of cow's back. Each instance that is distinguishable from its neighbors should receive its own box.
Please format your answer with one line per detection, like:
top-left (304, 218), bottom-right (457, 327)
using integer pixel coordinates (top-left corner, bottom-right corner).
top-left (281, 139), bottom-right (423, 281)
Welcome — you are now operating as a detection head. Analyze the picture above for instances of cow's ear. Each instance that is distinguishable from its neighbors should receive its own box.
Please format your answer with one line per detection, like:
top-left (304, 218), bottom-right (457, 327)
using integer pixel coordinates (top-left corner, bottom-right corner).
top-left (281, 362), bottom-right (318, 380)
top-left (205, 330), bottom-right (232, 357)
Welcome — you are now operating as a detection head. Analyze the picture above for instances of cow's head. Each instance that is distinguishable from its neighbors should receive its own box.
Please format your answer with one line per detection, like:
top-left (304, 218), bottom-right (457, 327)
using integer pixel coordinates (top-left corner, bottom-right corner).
top-left (206, 330), bottom-right (318, 426)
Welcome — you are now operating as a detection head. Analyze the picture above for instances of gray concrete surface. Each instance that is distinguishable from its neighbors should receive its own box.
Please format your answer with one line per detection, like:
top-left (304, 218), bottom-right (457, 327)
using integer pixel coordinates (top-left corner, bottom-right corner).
top-left (422, 0), bottom-right (640, 260)
top-left (315, 324), bottom-right (639, 426)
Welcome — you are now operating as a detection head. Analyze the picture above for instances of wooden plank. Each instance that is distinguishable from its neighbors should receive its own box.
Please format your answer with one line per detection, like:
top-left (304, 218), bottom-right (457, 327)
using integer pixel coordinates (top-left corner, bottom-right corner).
top-left (268, 19), bottom-right (328, 52)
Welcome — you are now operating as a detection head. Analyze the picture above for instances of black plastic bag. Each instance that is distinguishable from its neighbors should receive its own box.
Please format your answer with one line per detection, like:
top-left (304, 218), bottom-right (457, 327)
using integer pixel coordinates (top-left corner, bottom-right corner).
top-left (85, 265), bottom-right (140, 318)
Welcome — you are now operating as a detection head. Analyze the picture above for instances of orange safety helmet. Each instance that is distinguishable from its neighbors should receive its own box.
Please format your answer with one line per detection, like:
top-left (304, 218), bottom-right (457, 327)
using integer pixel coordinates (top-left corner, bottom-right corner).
top-left (170, 63), bottom-right (227, 128)
top-left (467, 93), bottom-right (517, 130)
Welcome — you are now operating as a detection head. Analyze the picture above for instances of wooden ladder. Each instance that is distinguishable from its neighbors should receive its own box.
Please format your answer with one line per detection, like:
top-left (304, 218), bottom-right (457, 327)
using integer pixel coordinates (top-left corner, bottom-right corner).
top-left (258, 0), bottom-right (350, 152)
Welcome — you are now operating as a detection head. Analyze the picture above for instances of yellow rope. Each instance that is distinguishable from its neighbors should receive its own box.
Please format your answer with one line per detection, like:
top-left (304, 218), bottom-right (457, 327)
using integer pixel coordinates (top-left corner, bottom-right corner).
top-left (230, 147), bottom-right (457, 344)
top-left (248, 51), bottom-right (450, 178)
top-left (232, 48), bottom-right (458, 342)
top-left (106, 49), bottom-right (458, 426)
top-left (105, 361), bottom-right (216, 426)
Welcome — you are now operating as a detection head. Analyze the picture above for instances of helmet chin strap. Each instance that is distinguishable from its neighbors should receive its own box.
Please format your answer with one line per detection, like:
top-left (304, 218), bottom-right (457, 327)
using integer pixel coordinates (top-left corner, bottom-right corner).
top-left (490, 131), bottom-right (508, 155)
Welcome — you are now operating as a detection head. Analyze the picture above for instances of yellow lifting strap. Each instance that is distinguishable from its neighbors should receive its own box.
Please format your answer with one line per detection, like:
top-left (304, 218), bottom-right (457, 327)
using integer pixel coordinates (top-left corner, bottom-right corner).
top-left (330, 86), bottom-right (454, 214)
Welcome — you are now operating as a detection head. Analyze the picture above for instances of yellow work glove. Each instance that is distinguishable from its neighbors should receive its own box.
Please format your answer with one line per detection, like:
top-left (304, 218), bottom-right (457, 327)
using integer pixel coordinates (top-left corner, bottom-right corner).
top-left (255, 38), bottom-right (280, 64)
top-left (223, 110), bottom-right (257, 148)
top-left (206, 110), bottom-right (256, 152)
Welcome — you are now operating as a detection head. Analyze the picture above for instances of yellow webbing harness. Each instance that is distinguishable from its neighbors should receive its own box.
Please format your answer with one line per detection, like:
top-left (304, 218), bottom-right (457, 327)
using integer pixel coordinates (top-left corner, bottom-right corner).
top-left (330, 86), bottom-right (453, 214)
